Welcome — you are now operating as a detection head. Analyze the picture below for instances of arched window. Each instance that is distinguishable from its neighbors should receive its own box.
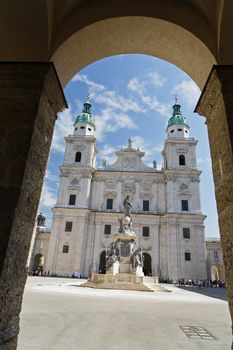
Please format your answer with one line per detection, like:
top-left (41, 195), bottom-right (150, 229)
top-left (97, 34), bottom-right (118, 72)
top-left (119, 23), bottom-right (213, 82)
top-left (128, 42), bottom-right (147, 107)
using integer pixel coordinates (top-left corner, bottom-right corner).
top-left (75, 152), bottom-right (82, 162)
top-left (179, 154), bottom-right (185, 165)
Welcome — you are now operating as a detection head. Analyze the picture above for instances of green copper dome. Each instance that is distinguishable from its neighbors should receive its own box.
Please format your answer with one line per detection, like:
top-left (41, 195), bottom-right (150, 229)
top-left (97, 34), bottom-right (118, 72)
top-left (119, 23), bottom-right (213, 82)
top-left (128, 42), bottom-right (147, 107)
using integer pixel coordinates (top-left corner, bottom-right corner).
top-left (167, 103), bottom-right (189, 130)
top-left (74, 97), bottom-right (95, 126)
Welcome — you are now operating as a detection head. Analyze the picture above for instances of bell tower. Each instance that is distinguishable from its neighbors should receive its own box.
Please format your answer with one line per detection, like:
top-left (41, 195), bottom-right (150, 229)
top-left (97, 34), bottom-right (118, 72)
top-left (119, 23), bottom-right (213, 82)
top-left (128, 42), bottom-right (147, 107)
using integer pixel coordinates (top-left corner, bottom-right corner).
top-left (162, 101), bottom-right (201, 214)
top-left (56, 96), bottom-right (98, 208)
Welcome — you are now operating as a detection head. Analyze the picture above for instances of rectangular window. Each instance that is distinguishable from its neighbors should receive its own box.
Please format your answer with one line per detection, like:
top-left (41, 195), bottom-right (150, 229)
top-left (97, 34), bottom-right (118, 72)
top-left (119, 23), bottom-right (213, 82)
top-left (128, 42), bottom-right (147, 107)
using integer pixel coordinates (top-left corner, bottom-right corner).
top-left (143, 227), bottom-right (150, 237)
top-left (69, 194), bottom-right (76, 205)
top-left (104, 224), bottom-right (111, 235)
top-left (183, 227), bottom-right (190, 239)
top-left (106, 198), bottom-right (113, 209)
top-left (185, 252), bottom-right (191, 261)
top-left (65, 222), bottom-right (73, 232)
top-left (143, 200), bottom-right (149, 211)
top-left (181, 200), bottom-right (189, 211)
top-left (62, 245), bottom-right (69, 253)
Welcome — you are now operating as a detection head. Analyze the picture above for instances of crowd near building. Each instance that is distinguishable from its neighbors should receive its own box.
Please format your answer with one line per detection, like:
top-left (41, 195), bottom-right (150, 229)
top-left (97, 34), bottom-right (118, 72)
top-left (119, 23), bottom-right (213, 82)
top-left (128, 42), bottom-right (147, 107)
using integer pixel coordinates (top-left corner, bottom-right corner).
top-left (29, 98), bottom-right (225, 283)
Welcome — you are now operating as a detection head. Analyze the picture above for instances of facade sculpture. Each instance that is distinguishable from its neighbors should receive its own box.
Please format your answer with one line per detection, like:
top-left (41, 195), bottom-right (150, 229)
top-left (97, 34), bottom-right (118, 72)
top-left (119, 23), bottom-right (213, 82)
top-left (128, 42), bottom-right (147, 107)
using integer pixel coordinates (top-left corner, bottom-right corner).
top-left (37, 213), bottom-right (46, 227)
top-left (131, 247), bottom-right (144, 271)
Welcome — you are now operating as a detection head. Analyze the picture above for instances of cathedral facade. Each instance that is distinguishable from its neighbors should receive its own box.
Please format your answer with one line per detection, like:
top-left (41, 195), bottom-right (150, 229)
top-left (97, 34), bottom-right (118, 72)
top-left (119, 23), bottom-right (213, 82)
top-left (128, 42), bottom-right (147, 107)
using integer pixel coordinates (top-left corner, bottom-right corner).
top-left (46, 98), bottom-right (207, 281)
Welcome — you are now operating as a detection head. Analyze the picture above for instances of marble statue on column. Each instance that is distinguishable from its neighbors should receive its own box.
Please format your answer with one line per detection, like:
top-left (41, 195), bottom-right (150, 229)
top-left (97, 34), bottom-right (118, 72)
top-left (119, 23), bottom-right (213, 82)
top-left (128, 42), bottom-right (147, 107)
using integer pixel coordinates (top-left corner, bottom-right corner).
top-left (117, 195), bottom-right (136, 238)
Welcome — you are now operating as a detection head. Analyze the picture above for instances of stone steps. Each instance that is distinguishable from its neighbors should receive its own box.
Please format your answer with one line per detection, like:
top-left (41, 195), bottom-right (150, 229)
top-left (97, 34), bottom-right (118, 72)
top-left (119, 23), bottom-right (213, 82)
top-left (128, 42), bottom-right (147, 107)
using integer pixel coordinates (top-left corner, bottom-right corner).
top-left (79, 280), bottom-right (153, 292)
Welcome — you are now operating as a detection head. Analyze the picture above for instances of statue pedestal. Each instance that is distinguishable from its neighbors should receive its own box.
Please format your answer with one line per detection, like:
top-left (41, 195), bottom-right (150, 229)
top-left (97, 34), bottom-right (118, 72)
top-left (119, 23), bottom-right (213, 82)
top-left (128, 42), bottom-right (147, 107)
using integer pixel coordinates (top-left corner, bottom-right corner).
top-left (119, 257), bottom-right (131, 273)
top-left (106, 261), bottom-right (119, 275)
top-left (133, 265), bottom-right (144, 276)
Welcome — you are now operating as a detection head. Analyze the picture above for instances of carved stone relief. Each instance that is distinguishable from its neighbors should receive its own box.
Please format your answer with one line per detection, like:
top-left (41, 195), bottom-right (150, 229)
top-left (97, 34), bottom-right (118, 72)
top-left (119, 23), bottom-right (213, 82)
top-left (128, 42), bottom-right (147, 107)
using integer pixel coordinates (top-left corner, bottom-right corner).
top-left (123, 157), bottom-right (136, 168)
top-left (122, 182), bottom-right (136, 196)
top-left (143, 181), bottom-right (153, 191)
top-left (73, 144), bottom-right (86, 150)
top-left (70, 177), bottom-right (79, 186)
top-left (178, 182), bottom-right (190, 194)
top-left (105, 180), bottom-right (115, 189)
top-left (104, 191), bottom-right (117, 198)
top-left (139, 192), bottom-right (153, 200)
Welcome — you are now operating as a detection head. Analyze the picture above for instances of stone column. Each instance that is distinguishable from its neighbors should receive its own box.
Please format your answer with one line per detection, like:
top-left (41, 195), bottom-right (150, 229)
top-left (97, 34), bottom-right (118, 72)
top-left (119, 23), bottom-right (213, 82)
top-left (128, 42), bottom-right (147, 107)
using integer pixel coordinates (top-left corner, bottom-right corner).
top-left (195, 65), bottom-right (233, 343)
top-left (0, 63), bottom-right (67, 349)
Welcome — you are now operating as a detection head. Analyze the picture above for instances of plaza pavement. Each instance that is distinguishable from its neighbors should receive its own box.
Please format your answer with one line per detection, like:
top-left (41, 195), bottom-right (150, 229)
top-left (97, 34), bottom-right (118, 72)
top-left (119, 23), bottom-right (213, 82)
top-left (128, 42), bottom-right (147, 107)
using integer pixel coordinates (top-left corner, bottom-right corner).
top-left (18, 277), bottom-right (232, 350)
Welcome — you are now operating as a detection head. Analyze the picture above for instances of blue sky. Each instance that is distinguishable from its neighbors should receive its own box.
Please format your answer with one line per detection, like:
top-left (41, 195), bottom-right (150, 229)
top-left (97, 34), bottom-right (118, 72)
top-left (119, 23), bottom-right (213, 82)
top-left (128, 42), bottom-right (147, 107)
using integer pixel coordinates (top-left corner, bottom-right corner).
top-left (40, 54), bottom-right (219, 238)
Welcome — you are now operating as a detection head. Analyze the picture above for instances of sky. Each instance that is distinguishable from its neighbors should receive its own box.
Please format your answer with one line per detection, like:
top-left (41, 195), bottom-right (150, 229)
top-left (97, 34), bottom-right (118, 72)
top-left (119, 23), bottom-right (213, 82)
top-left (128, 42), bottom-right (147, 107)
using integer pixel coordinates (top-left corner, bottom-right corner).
top-left (39, 54), bottom-right (219, 238)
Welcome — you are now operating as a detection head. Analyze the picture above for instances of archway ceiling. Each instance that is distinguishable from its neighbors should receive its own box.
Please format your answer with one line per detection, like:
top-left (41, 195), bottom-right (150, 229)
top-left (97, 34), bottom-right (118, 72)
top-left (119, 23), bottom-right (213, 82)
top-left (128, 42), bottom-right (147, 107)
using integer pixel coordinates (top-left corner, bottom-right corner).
top-left (0, 0), bottom-right (232, 87)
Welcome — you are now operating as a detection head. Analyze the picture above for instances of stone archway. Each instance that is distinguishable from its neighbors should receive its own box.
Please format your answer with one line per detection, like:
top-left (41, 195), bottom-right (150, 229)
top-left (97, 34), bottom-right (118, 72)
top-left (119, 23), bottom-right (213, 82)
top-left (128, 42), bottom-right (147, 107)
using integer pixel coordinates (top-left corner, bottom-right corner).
top-left (51, 16), bottom-right (215, 89)
top-left (99, 251), bottom-right (106, 274)
top-left (211, 265), bottom-right (220, 281)
top-left (1, 2), bottom-right (233, 349)
top-left (143, 253), bottom-right (152, 276)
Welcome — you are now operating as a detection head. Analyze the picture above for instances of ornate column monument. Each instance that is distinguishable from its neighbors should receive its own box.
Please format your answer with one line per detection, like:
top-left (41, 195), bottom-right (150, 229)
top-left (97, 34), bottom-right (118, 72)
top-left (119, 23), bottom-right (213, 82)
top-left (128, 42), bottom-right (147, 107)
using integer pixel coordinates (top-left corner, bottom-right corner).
top-left (83, 196), bottom-right (158, 291)
top-left (105, 195), bottom-right (144, 276)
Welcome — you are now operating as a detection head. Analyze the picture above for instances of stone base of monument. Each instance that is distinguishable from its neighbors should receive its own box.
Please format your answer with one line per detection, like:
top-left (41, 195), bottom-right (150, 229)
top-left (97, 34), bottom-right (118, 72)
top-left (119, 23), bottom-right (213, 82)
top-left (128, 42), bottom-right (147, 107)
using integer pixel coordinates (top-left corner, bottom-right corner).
top-left (79, 274), bottom-right (170, 292)
top-left (80, 273), bottom-right (152, 292)
top-left (80, 217), bottom-right (170, 292)
top-left (105, 261), bottom-right (120, 275)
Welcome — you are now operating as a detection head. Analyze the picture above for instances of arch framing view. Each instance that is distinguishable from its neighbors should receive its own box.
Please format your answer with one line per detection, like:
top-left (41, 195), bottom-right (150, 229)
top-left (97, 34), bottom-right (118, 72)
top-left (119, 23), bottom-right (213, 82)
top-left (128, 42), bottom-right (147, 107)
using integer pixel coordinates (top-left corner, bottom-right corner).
top-left (1, 1), bottom-right (233, 349)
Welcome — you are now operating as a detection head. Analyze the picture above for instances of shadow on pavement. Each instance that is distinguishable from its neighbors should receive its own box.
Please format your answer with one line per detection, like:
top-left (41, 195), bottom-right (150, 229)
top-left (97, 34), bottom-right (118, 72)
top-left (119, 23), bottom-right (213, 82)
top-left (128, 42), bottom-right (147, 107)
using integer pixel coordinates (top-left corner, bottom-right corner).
top-left (178, 286), bottom-right (228, 301)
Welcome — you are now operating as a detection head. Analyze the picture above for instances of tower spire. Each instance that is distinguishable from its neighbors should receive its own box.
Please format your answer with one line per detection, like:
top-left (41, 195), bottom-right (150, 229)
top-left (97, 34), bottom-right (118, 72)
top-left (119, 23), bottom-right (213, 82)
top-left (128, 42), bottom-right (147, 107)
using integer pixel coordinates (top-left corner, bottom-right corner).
top-left (82, 94), bottom-right (91, 114)
top-left (74, 95), bottom-right (95, 127)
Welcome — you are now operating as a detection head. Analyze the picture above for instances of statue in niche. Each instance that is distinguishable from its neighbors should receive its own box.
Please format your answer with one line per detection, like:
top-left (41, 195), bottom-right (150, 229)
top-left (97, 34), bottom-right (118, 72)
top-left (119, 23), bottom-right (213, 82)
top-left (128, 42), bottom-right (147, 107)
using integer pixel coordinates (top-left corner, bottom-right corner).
top-left (37, 213), bottom-right (46, 227)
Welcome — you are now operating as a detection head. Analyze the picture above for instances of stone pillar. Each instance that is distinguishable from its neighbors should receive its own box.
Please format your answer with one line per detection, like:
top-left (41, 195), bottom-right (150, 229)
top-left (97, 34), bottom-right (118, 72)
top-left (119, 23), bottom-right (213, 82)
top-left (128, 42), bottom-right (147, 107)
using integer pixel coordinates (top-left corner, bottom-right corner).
top-left (195, 65), bottom-right (233, 344)
top-left (0, 63), bottom-right (67, 349)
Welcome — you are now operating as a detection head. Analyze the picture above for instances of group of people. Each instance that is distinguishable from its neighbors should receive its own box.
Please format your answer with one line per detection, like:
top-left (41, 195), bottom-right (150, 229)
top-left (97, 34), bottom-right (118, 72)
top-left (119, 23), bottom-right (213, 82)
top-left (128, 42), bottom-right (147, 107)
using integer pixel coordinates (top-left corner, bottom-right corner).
top-left (28, 269), bottom-right (50, 276)
top-left (176, 278), bottom-right (226, 288)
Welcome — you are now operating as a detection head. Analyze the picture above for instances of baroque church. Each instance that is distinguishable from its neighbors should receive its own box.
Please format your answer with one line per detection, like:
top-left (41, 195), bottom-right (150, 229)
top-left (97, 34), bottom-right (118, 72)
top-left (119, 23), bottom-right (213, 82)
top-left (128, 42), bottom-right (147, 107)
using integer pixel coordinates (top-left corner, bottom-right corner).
top-left (46, 98), bottom-right (207, 281)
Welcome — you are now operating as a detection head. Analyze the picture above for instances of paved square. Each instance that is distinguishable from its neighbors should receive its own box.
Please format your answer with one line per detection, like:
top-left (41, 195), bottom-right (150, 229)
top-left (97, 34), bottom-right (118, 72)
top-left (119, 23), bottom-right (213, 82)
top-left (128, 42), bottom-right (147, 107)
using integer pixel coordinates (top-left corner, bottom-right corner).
top-left (18, 277), bottom-right (231, 350)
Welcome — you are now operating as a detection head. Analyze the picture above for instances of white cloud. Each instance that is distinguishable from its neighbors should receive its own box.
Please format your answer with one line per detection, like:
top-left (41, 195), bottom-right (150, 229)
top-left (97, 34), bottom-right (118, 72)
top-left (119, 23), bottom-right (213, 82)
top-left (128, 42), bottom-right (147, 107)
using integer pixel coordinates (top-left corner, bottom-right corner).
top-left (45, 169), bottom-right (59, 183)
top-left (127, 76), bottom-right (170, 117)
top-left (94, 91), bottom-right (143, 113)
top-left (40, 183), bottom-right (57, 209)
top-left (128, 136), bottom-right (162, 161)
top-left (97, 144), bottom-right (117, 166)
top-left (95, 108), bottom-right (138, 141)
top-left (172, 80), bottom-right (200, 107)
top-left (51, 107), bottom-right (74, 153)
top-left (71, 73), bottom-right (105, 93)
top-left (197, 157), bottom-right (212, 170)
top-left (127, 77), bottom-right (145, 95)
top-left (146, 71), bottom-right (166, 87)
top-left (139, 94), bottom-right (170, 117)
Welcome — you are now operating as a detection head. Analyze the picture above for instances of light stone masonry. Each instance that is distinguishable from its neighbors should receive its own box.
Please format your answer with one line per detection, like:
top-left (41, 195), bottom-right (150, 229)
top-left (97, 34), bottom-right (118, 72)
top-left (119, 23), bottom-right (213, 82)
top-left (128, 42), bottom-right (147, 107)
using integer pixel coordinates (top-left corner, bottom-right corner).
top-left (46, 99), bottom-right (207, 281)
